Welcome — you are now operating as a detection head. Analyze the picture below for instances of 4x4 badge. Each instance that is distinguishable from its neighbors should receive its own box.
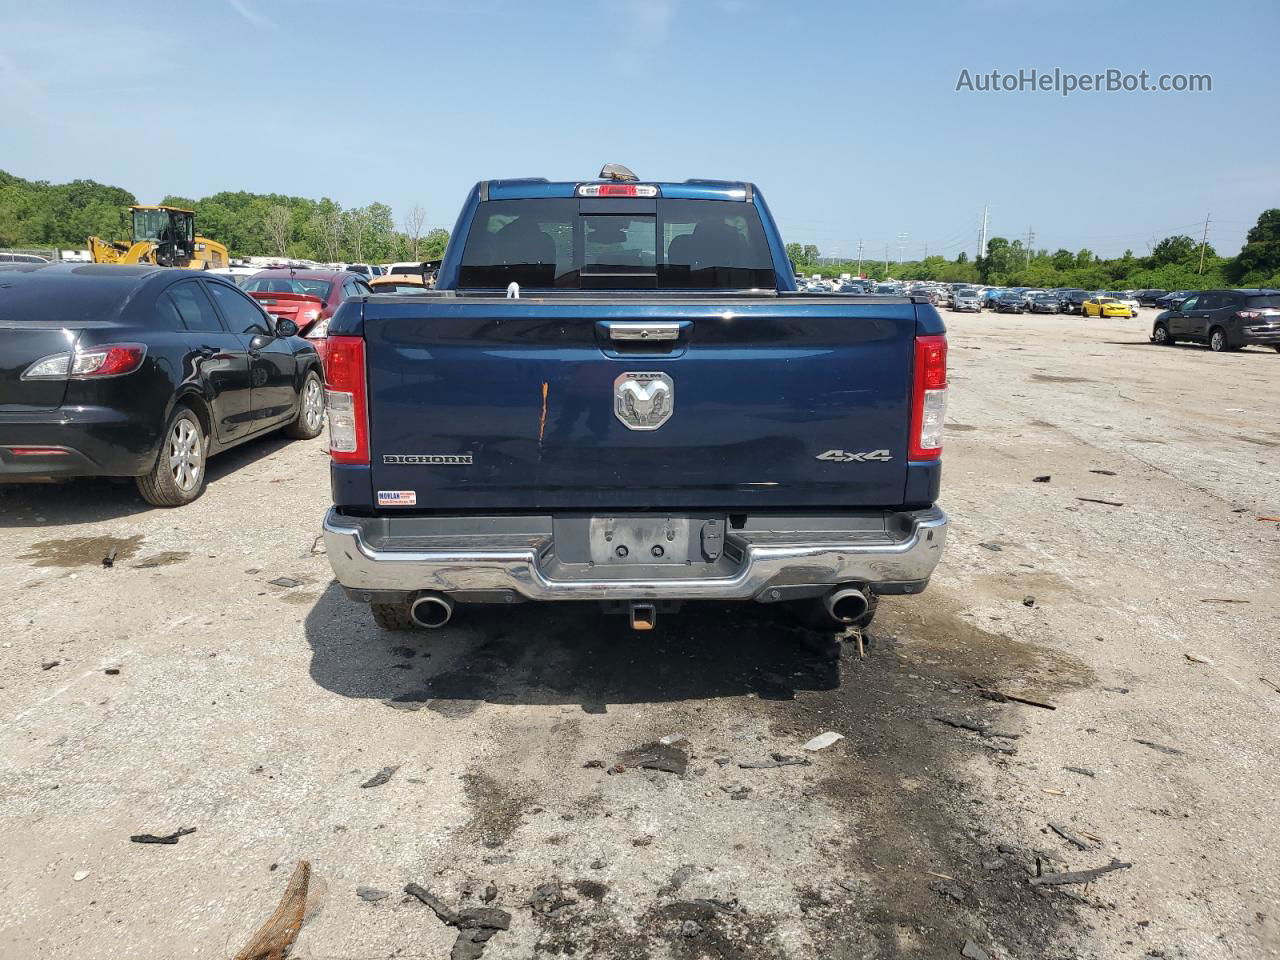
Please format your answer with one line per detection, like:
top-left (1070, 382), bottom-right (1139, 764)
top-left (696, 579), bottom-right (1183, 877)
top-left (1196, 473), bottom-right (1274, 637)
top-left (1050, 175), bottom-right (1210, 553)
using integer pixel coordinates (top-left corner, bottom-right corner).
top-left (816, 449), bottom-right (893, 463)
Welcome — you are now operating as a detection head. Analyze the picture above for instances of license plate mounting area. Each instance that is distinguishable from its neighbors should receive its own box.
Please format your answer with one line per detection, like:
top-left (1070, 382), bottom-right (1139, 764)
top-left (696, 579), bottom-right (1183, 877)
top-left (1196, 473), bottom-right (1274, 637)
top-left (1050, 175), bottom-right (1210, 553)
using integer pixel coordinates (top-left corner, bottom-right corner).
top-left (590, 516), bottom-right (690, 565)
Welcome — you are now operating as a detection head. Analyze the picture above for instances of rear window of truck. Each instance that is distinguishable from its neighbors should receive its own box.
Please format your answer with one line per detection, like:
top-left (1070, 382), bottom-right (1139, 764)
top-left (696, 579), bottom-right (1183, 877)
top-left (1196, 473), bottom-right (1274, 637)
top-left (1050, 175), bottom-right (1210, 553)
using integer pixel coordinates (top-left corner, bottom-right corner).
top-left (458, 198), bottom-right (777, 290)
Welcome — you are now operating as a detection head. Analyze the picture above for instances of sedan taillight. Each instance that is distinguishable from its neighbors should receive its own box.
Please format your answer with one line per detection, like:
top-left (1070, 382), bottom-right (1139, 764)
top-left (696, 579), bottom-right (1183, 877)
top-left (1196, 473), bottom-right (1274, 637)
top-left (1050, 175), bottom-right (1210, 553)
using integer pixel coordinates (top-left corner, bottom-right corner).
top-left (22, 344), bottom-right (148, 380)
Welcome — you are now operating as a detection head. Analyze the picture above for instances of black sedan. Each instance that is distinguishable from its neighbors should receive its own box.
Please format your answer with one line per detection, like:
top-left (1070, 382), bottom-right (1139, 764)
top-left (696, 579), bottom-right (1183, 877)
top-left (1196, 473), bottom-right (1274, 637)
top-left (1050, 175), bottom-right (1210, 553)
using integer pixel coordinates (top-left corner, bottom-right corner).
top-left (1028, 294), bottom-right (1061, 314)
top-left (1136, 289), bottom-right (1168, 306)
top-left (1061, 290), bottom-right (1092, 314)
top-left (995, 292), bottom-right (1026, 313)
top-left (0, 263), bottom-right (325, 506)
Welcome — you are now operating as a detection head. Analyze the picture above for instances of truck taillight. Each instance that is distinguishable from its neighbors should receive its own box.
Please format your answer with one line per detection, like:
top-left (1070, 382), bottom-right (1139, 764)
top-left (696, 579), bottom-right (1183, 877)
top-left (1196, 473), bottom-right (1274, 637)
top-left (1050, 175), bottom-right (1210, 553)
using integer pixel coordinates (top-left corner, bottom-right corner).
top-left (324, 336), bottom-right (368, 465)
top-left (909, 335), bottom-right (947, 461)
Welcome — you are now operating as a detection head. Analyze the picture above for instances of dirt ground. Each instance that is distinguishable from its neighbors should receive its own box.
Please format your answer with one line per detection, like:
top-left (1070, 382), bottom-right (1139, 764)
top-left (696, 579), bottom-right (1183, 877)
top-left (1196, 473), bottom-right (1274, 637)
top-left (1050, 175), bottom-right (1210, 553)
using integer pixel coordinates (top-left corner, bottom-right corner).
top-left (1, 308), bottom-right (1277, 960)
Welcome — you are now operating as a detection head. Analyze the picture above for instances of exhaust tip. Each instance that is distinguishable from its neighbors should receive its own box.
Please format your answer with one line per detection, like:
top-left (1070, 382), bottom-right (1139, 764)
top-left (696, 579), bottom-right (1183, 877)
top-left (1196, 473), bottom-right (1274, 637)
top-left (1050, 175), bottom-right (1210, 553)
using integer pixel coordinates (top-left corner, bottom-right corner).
top-left (410, 593), bottom-right (454, 629)
top-left (824, 587), bottom-right (869, 624)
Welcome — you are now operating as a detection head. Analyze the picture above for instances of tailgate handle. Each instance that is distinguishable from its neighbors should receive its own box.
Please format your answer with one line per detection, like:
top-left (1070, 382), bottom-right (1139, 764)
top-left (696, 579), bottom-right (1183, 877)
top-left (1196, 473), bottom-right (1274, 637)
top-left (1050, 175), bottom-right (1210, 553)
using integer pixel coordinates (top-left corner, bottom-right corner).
top-left (605, 322), bottom-right (683, 341)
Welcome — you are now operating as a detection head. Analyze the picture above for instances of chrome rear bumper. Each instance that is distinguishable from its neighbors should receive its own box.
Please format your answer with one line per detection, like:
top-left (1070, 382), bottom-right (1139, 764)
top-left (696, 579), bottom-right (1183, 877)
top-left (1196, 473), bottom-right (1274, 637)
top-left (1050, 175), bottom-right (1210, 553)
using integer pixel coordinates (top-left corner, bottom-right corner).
top-left (322, 506), bottom-right (948, 602)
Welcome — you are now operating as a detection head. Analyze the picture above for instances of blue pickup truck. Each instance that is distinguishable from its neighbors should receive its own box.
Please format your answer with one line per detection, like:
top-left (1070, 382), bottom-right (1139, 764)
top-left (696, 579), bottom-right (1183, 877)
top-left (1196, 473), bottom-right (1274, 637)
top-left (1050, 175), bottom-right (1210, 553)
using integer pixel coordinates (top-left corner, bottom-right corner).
top-left (320, 165), bottom-right (948, 633)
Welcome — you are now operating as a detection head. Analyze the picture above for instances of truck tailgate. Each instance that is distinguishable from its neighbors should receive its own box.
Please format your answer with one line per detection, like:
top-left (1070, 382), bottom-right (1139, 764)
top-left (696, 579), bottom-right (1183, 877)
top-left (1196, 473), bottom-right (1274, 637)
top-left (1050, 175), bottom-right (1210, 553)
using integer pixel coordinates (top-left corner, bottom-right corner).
top-left (363, 298), bottom-right (920, 510)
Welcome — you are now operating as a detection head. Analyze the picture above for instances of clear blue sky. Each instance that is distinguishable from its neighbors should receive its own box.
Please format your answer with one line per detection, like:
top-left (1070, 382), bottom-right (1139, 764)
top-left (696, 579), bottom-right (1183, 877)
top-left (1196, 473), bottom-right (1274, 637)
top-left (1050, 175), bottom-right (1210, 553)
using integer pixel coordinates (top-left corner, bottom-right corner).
top-left (3, 0), bottom-right (1275, 259)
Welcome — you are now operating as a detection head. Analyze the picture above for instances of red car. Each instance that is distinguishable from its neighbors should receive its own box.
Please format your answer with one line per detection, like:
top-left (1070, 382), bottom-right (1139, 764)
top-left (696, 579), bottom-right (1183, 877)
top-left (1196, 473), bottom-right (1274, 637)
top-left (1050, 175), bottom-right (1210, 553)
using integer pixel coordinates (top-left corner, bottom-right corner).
top-left (242, 269), bottom-right (373, 364)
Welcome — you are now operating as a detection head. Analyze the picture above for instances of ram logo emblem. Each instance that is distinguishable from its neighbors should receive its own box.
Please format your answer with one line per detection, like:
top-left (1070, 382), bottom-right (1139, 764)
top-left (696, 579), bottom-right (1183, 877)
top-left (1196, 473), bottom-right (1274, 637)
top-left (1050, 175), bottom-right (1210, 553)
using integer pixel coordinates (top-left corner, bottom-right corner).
top-left (614, 372), bottom-right (674, 431)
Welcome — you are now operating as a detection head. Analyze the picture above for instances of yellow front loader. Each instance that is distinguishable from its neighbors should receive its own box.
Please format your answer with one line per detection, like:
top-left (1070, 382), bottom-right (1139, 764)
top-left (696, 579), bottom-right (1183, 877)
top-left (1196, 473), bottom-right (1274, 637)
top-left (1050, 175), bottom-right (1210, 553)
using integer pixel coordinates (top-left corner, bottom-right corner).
top-left (88, 205), bottom-right (228, 269)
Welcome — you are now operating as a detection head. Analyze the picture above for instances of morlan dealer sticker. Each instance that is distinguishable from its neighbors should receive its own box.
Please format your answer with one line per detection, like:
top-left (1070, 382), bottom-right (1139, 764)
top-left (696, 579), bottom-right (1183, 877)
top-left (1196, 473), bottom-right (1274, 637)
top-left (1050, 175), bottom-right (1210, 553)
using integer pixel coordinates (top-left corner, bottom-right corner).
top-left (377, 490), bottom-right (417, 507)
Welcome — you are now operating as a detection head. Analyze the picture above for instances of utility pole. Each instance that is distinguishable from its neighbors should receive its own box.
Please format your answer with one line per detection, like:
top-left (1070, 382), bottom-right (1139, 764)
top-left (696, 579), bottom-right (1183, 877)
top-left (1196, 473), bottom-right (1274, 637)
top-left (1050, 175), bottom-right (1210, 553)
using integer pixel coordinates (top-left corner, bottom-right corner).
top-left (896, 231), bottom-right (909, 270)
top-left (884, 243), bottom-right (890, 276)
top-left (978, 204), bottom-right (989, 259)
top-left (1024, 226), bottom-right (1035, 265)
top-left (923, 243), bottom-right (929, 259)
top-left (856, 239), bottom-right (864, 275)
top-left (1197, 213), bottom-right (1211, 274)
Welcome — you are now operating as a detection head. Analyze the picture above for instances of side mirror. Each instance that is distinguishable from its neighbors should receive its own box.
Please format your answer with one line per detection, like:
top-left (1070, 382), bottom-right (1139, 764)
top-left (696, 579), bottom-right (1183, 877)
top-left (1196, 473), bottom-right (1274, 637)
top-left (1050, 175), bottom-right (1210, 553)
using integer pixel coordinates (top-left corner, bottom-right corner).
top-left (275, 318), bottom-right (299, 337)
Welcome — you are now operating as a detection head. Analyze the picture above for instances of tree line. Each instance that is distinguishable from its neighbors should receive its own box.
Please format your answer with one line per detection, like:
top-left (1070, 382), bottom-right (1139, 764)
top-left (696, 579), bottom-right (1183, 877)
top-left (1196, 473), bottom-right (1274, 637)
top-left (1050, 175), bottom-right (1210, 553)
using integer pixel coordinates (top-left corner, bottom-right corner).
top-left (789, 210), bottom-right (1280, 290)
top-left (0, 169), bottom-right (449, 263)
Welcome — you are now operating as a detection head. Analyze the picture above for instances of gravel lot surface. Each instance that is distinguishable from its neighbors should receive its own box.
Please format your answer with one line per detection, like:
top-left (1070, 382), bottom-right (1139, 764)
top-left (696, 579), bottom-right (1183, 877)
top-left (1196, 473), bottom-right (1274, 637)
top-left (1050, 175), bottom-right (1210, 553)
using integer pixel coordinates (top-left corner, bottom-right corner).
top-left (1, 308), bottom-right (1277, 960)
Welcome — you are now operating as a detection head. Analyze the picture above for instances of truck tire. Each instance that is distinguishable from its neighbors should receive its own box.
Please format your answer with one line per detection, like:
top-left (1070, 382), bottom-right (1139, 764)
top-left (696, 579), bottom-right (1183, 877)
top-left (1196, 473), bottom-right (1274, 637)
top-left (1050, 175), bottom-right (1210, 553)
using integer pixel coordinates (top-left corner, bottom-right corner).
top-left (371, 601), bottom-right (417, 631)
top-left (136, 406), bottom-right (208, 507)
top-left (285, 370), bottom-right (325, 440)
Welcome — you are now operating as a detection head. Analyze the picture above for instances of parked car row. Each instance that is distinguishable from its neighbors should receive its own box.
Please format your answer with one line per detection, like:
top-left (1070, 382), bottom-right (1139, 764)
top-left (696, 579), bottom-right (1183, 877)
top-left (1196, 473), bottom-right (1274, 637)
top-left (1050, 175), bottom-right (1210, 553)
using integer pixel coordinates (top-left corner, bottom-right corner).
top-left (789, 277), bottom-right (1166, 318)
top-left (793, 277), bottom-right (1157, 320)
top-left (789, 279), bottom-right (1213, 322)
top-left (913, 279), bottom-right (1278, 354)
top-left (796, 275), bottom-right (876, 294)
top-left (948, 286), bottom-right (1141, 317)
